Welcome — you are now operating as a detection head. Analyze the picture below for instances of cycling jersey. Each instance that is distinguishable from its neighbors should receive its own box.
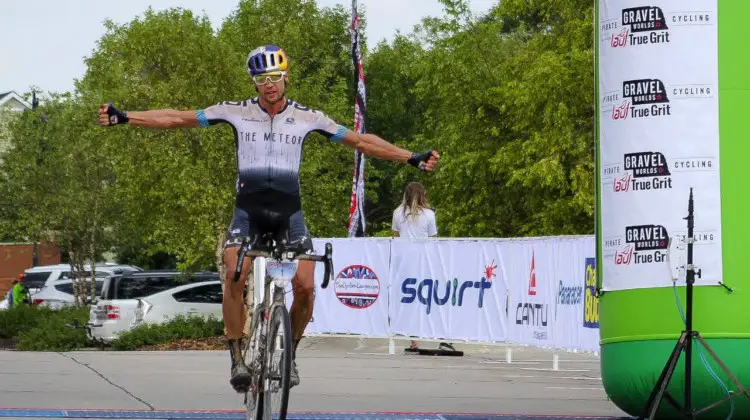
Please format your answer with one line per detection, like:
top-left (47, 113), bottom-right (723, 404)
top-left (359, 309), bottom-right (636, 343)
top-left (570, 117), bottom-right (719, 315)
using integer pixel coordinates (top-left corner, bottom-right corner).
top-left (196, 98), bottom-right (349, 213)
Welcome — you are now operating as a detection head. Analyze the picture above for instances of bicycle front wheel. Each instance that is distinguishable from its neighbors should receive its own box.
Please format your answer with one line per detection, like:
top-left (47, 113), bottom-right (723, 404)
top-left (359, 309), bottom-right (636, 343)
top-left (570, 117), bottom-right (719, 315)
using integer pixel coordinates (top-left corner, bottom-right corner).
top-left (244, 305), bottom-right (265, 420)
top-left (260, 304), bottom-right (292, 420)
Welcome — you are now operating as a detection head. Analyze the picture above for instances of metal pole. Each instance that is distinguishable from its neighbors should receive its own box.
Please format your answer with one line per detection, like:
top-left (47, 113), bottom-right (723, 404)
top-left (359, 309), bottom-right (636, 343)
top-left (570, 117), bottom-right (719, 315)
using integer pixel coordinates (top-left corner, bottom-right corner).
top-left (684, 188), bottom-right (694, 417)
top-left (31, 91), bottom-right (40, 267)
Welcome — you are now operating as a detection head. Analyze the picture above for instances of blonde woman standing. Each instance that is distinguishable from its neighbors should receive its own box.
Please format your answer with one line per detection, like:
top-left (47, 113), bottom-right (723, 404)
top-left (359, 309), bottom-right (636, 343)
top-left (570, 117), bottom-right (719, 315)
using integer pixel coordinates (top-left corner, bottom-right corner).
top-left (392, 182), bottom-right (437, 240)
top-left (392, 182), bottom-right (437, 351)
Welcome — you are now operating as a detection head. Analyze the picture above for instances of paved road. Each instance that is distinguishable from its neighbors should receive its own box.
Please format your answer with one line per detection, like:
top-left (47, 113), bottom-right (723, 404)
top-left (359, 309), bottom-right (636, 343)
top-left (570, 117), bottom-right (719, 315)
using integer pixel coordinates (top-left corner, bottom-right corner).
top-left (0, 337), bottom-right (632, 419)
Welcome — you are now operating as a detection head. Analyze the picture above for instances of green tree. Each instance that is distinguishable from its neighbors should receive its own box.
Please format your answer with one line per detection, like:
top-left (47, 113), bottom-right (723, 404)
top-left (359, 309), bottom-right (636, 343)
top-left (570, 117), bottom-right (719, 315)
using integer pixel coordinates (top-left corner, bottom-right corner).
top-left (76, 8), bottom-right (240, 270)
top-left (362, 0), bottom-right (595, 237)
top-left (1, 93), bottom-right (115, 305)
top-left (361, 34), bottom-right (428, 235)
top-left (72, 0), bottom-right (380, 270)
top-left (1, 0), bottom-right (599, 277)
top-left (489, 0), bottom-right (596, 235)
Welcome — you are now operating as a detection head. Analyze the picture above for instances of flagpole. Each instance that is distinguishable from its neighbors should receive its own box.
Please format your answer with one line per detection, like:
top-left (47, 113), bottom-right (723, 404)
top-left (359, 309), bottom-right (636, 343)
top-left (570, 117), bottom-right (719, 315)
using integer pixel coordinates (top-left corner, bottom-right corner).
top-left (347, 0), bottom-right (367, 238)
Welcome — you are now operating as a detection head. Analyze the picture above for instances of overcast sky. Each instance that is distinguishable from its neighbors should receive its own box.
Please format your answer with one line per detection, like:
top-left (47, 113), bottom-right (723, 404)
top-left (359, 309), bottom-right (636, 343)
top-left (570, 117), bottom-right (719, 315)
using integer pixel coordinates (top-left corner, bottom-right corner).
top-left (1, 0), bottom-right (496, 95)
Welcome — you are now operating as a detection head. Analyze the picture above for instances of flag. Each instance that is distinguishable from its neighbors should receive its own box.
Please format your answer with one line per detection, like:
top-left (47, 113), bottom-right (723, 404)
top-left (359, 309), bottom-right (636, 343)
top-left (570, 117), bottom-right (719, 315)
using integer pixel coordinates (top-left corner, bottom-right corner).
top-left (347, 0), bottom-right (367, 238)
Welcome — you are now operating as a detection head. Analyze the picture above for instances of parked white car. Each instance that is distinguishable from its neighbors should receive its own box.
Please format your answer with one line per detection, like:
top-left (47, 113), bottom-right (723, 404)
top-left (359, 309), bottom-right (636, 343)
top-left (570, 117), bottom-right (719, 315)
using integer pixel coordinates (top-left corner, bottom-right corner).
top-left (22, 263), bottom-right (141, 309)
top-left (86, 270), bottom-right (222, 343)
top-left (31, 279), bottom-right (104, 310)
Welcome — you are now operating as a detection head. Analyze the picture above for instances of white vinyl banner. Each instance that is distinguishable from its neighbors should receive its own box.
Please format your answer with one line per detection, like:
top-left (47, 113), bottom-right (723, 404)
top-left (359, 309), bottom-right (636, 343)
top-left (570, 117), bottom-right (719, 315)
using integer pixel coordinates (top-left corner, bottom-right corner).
top-left (503, 237), bottom-right (601, 351)
top-left (598, 0), bottom-right (722, 291)
top-left (505, 239), bottom-right (556, 347)
top-left (283, 238), bottom-right (390, 337)
top-left (549, 236), bottom-right (601, 352)
top-left (258, 236), bottom-right (600, 353)
top-left (389, 239), bottom-right (508, 342)
top-left (580, 254), bottom-right (602, 352)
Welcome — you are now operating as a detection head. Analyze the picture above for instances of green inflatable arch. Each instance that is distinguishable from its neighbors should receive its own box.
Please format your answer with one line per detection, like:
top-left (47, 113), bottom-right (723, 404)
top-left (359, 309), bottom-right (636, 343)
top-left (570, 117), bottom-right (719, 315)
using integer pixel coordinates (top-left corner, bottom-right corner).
top-left (596, 1), bottom-right (750, 419)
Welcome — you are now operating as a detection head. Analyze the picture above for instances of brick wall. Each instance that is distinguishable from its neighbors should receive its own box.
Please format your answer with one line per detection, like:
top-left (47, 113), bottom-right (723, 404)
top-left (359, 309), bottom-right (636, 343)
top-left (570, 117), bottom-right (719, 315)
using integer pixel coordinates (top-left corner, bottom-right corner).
top-left (0, 279), bottom-right (13, 299)
top-left (0, 242), bottom-right (61, 296)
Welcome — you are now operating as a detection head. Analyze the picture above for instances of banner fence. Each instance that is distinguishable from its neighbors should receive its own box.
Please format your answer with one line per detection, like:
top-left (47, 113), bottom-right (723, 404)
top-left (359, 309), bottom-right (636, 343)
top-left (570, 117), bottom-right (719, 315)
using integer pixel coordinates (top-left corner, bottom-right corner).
top-left (266, 236), bottom-right (600, 354)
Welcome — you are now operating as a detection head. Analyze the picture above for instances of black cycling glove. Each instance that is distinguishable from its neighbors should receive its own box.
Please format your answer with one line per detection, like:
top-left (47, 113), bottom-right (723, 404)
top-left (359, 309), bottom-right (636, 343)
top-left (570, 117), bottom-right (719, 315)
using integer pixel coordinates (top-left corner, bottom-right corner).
top-left (106, 103), bottom-right (129, 125)
top-left (407, 150), bottom-right (434, 171)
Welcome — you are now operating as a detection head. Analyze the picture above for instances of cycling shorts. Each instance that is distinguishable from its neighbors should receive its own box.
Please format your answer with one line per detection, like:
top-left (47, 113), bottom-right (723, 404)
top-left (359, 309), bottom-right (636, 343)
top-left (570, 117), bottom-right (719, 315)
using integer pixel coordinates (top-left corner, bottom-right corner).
top-left (224, 193), bottom-right (313, 253)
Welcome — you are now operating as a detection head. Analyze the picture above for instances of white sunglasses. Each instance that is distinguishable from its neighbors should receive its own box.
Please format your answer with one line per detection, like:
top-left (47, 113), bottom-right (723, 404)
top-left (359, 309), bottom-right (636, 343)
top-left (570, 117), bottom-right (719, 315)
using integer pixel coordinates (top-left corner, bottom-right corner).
top-left (252, 71), bottom-right (286, 85)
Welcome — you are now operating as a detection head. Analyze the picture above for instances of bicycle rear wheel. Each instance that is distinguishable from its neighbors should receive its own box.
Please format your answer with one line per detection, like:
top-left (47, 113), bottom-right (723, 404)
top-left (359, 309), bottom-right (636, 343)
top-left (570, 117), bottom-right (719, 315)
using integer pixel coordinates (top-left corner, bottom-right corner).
top-left (260, 304), bottom-right (292, 420)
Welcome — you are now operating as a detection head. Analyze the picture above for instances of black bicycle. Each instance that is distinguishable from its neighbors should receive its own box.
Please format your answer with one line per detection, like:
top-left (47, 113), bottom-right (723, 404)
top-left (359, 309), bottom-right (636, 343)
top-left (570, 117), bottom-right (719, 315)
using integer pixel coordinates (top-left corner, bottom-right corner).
top-left (231, 212), bottom-right (333, 420)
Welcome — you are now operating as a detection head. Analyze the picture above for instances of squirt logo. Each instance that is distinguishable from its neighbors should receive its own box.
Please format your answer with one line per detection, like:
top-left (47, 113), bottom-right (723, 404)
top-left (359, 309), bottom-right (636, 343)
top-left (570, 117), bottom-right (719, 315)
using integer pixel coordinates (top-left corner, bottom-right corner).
top-left (400, 260), bottom-right (495, 315)
top-left (485, 259), bottom-right (498, 284)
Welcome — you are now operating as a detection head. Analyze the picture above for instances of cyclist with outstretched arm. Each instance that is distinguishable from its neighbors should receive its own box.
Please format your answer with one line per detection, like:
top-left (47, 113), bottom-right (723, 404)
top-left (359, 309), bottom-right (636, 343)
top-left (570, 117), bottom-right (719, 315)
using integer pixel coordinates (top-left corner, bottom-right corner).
top-left (98, 45), bottom-right (439, 393)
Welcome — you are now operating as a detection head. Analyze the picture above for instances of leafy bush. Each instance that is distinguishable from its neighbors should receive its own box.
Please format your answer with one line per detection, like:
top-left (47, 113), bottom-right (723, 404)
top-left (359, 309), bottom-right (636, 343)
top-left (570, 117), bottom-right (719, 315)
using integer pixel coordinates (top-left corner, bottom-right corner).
top-left (0, 305), bottom-right (94, 351)
top-left (0, 304), bottom-right (55, 339)
top-left (0, 305), bottom-right (223, 351)
top-left (16, 307), bottom-right (93, 351)
top-left (110, 315), bottom-right (223, 350)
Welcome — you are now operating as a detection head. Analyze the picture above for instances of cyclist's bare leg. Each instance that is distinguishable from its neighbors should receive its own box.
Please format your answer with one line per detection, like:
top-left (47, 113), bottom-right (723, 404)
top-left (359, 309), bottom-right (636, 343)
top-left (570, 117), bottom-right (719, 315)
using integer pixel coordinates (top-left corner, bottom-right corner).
top-left (288, 259), bottom-right (314, 386)
top-left (223, 243), bottom-right (254, 392)
top-left (290, 259), bottom-right (314, 343)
